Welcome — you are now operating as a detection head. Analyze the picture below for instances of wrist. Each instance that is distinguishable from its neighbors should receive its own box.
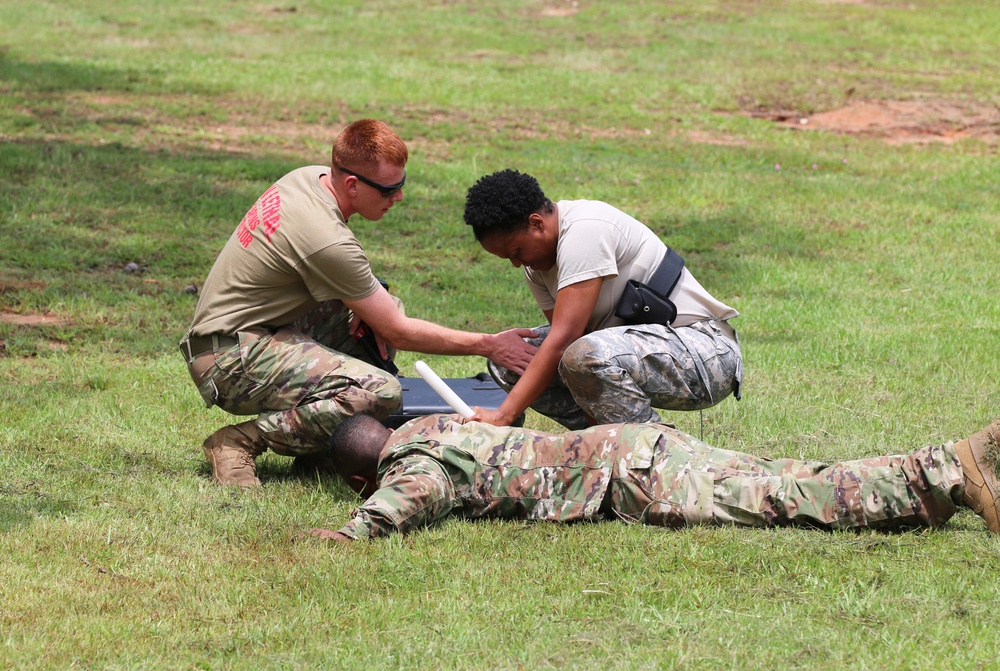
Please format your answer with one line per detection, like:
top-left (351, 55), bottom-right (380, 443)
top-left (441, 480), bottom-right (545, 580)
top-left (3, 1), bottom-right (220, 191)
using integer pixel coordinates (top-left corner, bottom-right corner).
top-left (496, 401), bottom-right (523, 427)
top-left (476, 332), bottom-right (495, 359)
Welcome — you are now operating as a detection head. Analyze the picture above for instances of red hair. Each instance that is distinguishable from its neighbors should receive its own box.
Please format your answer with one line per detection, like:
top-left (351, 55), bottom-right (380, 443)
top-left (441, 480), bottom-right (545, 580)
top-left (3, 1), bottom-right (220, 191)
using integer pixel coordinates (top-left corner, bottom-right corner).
top-left (331, 119), bottom-right (408, 174)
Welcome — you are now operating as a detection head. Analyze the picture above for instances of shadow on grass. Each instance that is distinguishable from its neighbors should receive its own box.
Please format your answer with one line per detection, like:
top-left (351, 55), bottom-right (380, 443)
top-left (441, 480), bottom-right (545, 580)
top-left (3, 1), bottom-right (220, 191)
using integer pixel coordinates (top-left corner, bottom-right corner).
top-left (192, 452), bottom-right (354, 493)
top-left (0, 494), bottom-right (77, 533)
top-left (0, 138), bottom-right (296, 355)
top-left (0, 139), bottom-right (294, 275)
top-left (0, 52), bottom-right (218, 96)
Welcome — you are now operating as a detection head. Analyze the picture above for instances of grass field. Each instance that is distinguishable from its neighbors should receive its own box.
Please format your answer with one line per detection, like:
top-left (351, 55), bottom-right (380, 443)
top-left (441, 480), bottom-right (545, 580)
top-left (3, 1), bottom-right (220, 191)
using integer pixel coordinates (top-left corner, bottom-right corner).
top-left (2, 1), bottom-right (999, 669)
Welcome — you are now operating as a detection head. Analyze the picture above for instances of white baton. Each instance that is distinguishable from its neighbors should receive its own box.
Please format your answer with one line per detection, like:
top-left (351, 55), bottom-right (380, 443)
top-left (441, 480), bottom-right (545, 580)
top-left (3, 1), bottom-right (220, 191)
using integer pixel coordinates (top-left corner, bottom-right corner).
top-left (414, 360), bottom-right (475, 419)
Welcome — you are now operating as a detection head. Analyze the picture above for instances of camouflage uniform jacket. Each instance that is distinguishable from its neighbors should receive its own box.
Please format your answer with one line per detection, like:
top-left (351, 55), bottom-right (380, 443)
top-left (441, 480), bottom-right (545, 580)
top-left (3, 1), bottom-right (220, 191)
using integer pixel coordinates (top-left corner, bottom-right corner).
top-left (336, 413), bottom-right (662, 539)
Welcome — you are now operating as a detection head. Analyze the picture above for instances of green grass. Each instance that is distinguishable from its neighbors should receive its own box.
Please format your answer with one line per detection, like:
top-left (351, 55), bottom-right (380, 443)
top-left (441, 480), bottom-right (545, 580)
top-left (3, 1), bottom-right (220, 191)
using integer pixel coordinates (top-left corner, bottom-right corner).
top-left (2, 1), bottom-right (999, 669)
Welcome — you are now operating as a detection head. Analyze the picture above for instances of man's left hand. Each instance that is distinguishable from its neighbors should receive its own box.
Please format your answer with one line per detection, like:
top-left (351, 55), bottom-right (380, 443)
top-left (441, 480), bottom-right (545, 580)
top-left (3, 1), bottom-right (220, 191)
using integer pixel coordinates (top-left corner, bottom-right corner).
top-left (349, 313), bottom-right (391, 360)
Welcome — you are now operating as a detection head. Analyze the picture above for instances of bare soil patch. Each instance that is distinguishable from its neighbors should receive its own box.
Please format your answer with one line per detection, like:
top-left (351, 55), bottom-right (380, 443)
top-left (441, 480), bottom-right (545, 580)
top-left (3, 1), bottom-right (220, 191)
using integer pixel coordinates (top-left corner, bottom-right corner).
top-left (683, 130), bottom-right (749, 146)
top-left (753, 100), bottom-right (1000, 145)
top-left (538, 0), bottom-right (581, 17)
top-left (0, 311), bottom-right (69, 327)
top-left (41, 93), bottom-right (668, 156)
top-left (26, 91), bottom-right (998, 156)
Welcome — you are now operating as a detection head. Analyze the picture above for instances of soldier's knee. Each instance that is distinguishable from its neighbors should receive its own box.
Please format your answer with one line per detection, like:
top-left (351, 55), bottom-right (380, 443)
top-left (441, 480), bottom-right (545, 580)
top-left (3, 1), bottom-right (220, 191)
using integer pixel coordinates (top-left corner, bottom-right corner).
top-left (560, 338), bottom-right (594, 375)
top-left (346, 375), bottom-right (401, 422)
top-left (373, 374), bottom-right (402, 412)
top-left (560, 338), bottom-right (615, 387)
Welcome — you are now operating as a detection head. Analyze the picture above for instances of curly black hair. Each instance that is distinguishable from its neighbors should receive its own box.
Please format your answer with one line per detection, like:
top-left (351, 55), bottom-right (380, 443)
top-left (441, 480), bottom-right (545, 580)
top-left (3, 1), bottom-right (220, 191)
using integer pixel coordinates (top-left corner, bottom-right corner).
top-left (463, 169), bottom-right (554, 241)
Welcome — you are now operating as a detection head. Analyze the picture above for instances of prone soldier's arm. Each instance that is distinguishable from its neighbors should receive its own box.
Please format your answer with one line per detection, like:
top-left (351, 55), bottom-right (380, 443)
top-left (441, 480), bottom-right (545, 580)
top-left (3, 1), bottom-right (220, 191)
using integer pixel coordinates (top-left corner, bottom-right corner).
top-left (336, 455), bottom-right (456, 539)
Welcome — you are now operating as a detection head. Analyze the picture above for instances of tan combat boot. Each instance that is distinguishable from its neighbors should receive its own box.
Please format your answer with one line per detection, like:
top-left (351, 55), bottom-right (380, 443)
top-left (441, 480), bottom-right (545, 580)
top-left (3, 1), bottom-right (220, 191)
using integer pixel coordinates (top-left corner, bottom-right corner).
top-left (953, 420), bottom-right (1000, 533)
top-left (202, 421), bottom-right (267, 487)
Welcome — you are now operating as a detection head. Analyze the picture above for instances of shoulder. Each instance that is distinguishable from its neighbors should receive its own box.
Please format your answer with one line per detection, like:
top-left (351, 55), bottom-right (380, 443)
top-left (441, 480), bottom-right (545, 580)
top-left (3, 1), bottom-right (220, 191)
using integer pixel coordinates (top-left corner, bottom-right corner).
top-left (557, 200), bottom-right (631, 236)
top-left (557, 199), bottom-right (623, 222)
top-left (383, 414), bottom-right (456, 453)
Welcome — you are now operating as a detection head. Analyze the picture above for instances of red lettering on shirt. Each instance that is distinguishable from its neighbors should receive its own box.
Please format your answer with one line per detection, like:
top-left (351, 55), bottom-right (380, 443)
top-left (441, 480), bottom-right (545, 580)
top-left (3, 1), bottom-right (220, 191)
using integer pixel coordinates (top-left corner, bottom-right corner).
top-left (236, 206), bottom-right (261, 249)
top-left (235, 186), bottom-right (281, 248)
top-left (259, 186), bottom-right (281, 241)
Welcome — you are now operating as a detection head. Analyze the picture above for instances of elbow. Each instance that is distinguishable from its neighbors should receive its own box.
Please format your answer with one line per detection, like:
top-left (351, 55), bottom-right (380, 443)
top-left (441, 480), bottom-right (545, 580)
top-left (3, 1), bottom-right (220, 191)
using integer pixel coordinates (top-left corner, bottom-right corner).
top-left (372, 321), bottom-right (408, 350)
top-left (382, 328), bottom-right (413, 351)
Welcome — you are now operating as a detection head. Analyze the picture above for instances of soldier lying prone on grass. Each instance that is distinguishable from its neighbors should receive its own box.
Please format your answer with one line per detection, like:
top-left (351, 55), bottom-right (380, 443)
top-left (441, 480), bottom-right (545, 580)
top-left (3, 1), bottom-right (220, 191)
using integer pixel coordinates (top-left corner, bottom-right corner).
top-left (307, 413), bottom-right (1000, 542)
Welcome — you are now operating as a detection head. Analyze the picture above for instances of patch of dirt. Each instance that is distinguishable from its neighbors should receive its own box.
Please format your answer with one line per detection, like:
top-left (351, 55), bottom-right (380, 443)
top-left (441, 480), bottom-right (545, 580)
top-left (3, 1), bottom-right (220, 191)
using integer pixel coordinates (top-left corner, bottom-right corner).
top-left (58, 92), bottom-right (666, 154)
top-left (683, 130), bottom-right (749, 146)
top-left (31, 91), bottom-right (998, 158)
top-left (540, 4), bottom-right (580, 17)
top-left (0, 311), bottom-right (69, 327)
top-left (15, 91), bottom-right (761, 156)
top-left (0, 279), bottom-right (47, 293)
top-left (50, 92), bottom-right (351, 157)
top-left (752, 100), bottom-right (1000, 145)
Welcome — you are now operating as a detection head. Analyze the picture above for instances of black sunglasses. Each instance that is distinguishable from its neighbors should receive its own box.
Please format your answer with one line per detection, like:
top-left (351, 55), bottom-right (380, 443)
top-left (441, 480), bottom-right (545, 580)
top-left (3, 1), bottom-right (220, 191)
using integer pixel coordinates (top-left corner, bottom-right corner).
top-left (336, 165), bottom-right (406, 198)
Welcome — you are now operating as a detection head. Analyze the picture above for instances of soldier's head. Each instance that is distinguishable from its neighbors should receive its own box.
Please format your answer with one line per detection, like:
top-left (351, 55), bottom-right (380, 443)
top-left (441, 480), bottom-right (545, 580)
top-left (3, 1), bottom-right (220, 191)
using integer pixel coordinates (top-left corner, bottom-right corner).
top-left (464, 169), bottom-right (559, 272)
top-left (329, 413), bottom-right (393, 497)
top-left (330, 119), bottom-right (408, 222)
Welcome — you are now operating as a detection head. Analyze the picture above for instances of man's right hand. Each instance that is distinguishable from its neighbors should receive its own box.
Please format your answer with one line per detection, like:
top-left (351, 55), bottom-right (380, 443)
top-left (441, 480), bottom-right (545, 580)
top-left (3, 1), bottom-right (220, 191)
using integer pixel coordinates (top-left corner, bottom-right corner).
top-left (487, 328), bottom-right (538, 374)
top-left (306, 528), bottom-right (354, 543)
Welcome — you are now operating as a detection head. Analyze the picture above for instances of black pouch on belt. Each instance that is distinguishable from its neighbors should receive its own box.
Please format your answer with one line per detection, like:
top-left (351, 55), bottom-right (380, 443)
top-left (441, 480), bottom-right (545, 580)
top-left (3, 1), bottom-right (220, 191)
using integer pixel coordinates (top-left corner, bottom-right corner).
top-left (614, 247), bottom-right (685, 326)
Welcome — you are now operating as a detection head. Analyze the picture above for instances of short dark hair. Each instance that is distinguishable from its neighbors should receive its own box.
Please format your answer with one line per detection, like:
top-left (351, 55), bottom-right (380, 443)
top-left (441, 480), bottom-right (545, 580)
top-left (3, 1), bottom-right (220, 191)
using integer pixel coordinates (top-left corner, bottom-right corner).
top-left (328, 414), bottom-right (387, 480)
top-left (463, 169), bottom-right (553, 242)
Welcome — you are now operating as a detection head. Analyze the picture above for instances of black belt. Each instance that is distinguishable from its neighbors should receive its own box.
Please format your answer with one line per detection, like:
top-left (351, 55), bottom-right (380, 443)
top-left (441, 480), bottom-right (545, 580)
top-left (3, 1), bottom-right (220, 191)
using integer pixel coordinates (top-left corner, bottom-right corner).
top-left (181, 333), bottom-right (239, 359)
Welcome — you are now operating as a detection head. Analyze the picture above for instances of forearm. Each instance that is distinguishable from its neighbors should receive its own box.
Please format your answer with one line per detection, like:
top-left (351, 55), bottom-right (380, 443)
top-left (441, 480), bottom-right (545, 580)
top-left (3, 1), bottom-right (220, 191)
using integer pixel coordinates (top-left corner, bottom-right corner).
top-left (481, 281), bottom-right (599, 424)
top-left (494, 339), bottom-right (566, 424)
top-left (347, 291), bottom-right (534, 370)
top-left (347, 289), bottom-right (494, 358)
top-left (335, 459), bottom-right (457, 539)
top-left (382, 317), bottom-right (493, 357)
top-left (336, 507), bottom-right (402, 540)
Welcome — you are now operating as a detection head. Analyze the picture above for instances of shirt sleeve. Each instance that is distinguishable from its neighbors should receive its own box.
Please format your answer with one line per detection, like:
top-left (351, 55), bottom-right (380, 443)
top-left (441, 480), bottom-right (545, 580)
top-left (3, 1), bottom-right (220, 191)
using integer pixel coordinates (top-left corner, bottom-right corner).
top-left (297, 240), bottom-right (381, 303)
top-left (525, 268), bottom-right (556, 312)
top-left (336, 455), bottom-right (457, 539)
top-left (556, 218), bottom-right (619, 290)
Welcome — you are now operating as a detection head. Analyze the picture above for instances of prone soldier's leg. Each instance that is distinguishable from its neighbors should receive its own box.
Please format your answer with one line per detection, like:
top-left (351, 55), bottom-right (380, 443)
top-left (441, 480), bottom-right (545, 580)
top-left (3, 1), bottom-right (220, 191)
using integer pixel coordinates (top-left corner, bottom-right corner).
top-left (634, 433), bottom-right (963, 530)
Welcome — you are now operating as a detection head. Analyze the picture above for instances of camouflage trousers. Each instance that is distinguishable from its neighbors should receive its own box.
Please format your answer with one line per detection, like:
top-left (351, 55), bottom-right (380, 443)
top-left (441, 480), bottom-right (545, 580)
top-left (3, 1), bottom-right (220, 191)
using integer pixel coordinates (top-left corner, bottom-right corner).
top-left (489, 320), bottom-right (742, 429)
top-left (180, 300), bottom-right (401, 456)
top-left (612, 426), bottom-right (964, 530)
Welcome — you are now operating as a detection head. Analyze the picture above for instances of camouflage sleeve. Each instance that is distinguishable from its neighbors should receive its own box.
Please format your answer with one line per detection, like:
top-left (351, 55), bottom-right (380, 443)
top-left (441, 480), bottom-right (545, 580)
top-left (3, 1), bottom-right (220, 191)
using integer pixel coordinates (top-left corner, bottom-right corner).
top-left (336, 455), bottom-right (456, 539)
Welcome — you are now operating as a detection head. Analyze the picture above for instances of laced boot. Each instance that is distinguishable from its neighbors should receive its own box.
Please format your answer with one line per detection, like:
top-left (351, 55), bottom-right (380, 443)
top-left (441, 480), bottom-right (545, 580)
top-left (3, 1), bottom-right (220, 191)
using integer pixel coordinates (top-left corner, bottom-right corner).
top-left (953, 420), bottom-right (1000, 533)
top-left (202, 421), bottom-right (267, 487)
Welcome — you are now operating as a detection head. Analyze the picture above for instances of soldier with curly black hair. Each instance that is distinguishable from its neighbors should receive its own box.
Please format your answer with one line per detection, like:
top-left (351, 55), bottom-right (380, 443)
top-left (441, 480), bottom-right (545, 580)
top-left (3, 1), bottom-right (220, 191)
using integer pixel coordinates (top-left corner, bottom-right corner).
top-left (462, 169), bottom-right (742, 429)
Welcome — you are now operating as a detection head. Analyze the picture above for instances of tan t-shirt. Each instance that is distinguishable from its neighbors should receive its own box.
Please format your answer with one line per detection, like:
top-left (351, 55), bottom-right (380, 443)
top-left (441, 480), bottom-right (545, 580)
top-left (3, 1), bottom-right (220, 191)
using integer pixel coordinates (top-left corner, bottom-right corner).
top-left (524, 200), bottom-right (738, 332)
top-left (188, 166), bottom-right (380, 336)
